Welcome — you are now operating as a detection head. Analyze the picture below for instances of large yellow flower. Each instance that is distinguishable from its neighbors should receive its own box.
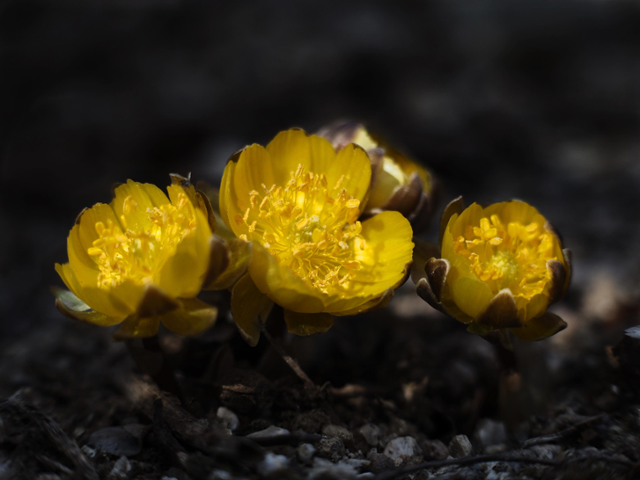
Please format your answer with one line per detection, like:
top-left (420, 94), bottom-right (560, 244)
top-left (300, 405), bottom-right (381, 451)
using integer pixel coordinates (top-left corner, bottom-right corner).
top-left (413, 198), bottom-right (571, 343)
top-left (54, 176), bottom-right (249, 338)
top-left (220, 129), bottom-right (414, 345)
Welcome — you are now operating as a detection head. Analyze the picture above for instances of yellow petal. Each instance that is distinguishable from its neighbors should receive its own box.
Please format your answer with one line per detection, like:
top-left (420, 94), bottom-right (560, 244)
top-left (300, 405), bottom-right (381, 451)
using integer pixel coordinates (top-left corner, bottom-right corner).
top-left (159, 297), bottom-right (218, 336)
top-left (439, 196), bottom-right (465, 247)
top-left (226, 143), bottom-right (273, 238)
top-left (55, 263), bottom-right (130, 320)
top-left (111, 180), bottom-right (158, 232)
top-left (265, 129), bottom-right (336, 184)
top-left (446, 251), bottom-right (474, 282)
top-left (107, 280), bottom-right (148, 314)
top-left (113, 315), bottom-right (160, 340)
top-left (320, 211), bottom-right (413, 314)
top-left (483, 200), bottom-right (541, 227)
top-left (52, 286), bottom-right (119, 327)
top-left (510, 311), bottom-right (567, 341)
top-left (219, 152), bottom-right (239, 231)
top-left (450, 276), bottom-right (494, 319)
top-left (440, 217), bottom-right (458, 264)
top-left (327, 143), bottom-right (371, 205)
top-left (195, 190), bottom-right (217, 233)
top-left (284, 310), bottom-right (334, 336)
top-left (231, 273), bottom-right (274, 346)
top-left (157, 208), bottom-right (211, 298)
top-left (448, 202), bottom-right (483, 240)
top-left (75, 203), bottom-right (121, 255)
top-left (351, 211), bottom-right (414, 289)
top-left (332, 288), bottom-right (394, 317)
top-left (516, 292), bottom-right (550, 323)
top-left (139, 182), bottom-right (170, 208)
top-left (67, 226), bottom-right (101, 288)
top-left (249, 242), bottom-right (326, 313)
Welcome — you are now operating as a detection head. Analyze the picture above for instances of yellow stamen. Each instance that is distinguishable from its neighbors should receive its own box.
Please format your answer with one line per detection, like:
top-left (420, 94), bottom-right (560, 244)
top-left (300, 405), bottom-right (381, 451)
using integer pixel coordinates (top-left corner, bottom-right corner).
top-left (453, 216), bottom-right (556, 300)
top-left (240, 164), bottom-right (363, 292)
top-left (88, 192), bottom-right (196, 290)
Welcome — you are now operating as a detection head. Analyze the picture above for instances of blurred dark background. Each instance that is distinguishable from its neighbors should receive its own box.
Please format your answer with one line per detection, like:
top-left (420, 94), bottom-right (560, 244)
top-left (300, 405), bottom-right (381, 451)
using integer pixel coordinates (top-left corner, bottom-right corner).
top-left (2, 0), bottom-right (640, 341)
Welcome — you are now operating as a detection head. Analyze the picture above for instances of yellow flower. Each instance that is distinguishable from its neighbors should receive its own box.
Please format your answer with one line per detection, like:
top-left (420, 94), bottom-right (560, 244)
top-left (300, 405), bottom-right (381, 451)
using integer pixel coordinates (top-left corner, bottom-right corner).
top-left (220, 129), bottom-right (414, 345)
top-left (413, 198), bottom-right (571, 343)
top-left (54, 176), bottom-right (250, 338)
top-left (318, 121), bottom-right (437, 232)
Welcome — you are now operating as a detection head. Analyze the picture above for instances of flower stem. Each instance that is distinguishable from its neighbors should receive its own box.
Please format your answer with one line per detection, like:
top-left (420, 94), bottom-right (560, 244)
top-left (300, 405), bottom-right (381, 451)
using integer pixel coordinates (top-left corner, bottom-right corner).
top-left (259, 321), bottom-right (317, 393)
top-left (125, 336), bottom-right (185, 404)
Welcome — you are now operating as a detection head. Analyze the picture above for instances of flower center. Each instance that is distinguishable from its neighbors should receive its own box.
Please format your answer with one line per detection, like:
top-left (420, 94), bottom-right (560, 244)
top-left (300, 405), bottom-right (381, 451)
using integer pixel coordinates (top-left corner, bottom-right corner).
top-left (235, 164), bottom-right (364, 292)
top-left (88, 193), bottom-right (196, 289)
top-left (453, 215), bottom-right (557, 299)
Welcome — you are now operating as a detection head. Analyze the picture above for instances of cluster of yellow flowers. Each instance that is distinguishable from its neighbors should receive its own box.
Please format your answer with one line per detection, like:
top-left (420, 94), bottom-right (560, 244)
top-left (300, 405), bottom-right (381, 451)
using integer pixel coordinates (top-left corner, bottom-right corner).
top-left (54, 123), bottom-right (570, 346)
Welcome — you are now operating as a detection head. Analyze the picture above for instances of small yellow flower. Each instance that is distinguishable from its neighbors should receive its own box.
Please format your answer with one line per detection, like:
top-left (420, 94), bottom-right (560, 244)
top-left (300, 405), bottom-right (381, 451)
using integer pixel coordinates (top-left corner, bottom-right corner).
top-left (220, 129), bottom-right (414, 345)
top-left (413, 198), bottom-right (571, 343)
top-left (318, 122), bottom-right (436, 232)
top-left (54, 176), bottom-right (248, 338)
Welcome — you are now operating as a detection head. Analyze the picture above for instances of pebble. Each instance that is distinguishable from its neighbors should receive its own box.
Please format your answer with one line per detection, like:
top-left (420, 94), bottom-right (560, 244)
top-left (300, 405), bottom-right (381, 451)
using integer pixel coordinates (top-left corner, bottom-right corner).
top-left (318, 436), bottom-right (346, 462)
top-left (420, 439), bottom-right (449, 460)
top-left (474, 419), bottom-right (508, 449)
top-left (297, 443), bottom-right (316, 464)
top-left (343, 458), bottom-right (370, 469)
top-left (246, 425), bottom-right (290, 438)
top-left (216, 407), bottom-right (239, 431)
top-left (107, 456), bottom-right (131, 479)
top-left (81, 445), bottom-right (97, 459)
top-left (448, 434), bottom-right (473, 458)
top-left (359, 424), bottom-right (381, 446)
top-left (257, 452), bottom-right (289, 476)
top-left (367, 451), bottom-right (395, 473)
top-left (383, 436), bottom-right (421, 463)
top-left (89, 426), bottom-right (143, 457)
top-left (527, 444), bottom-right (562, 460)
top-left (322, 424), bottom-right (353, 441)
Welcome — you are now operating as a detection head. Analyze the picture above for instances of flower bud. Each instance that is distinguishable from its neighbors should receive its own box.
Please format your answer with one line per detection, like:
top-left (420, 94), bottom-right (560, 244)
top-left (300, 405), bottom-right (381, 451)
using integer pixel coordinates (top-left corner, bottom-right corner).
top-left (318, 121), bottom-right (437, 232)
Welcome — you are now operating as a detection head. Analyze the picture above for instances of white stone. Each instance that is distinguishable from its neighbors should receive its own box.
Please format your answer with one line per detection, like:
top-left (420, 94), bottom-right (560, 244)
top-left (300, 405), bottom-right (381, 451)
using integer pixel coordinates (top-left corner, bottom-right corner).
top-left (108, 456), bottom-right (131, 479)
top-left (209, 469), bottom-right (232, 480)
top-left (383, 436), bottom-right (421, 460)
top-left (216, 407), bottom-right (239, 431)
top-left (81, 445), bottom-right (97, 458)
top-left (297, 443), bottom-right (316, 464)
top-left (474, 419), bottom-right (507, 448)
top-left (359, 424), bottom-right (381, 446)
top-left (448, 435), bottom-right (473, 458)
top-left (257, 452), bottom-right (289, 476)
